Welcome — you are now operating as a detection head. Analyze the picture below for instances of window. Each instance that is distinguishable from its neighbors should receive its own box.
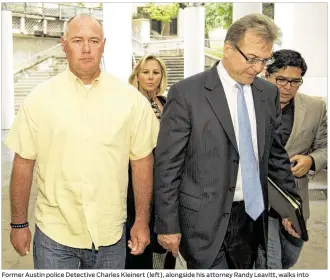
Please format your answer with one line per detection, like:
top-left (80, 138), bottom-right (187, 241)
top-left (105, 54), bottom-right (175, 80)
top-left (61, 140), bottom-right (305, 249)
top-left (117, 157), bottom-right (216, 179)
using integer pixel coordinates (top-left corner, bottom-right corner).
top-left (151, 19), bottom-right (161, 34)
top-left (170, 18), bottom-right (177, 35)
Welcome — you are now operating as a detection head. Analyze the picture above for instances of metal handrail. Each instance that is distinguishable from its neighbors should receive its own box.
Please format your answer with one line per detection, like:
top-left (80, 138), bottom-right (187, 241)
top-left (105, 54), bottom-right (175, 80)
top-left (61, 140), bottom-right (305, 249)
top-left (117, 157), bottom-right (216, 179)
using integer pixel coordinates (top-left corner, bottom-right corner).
top-left (15, 44), bottom-right (62, 71)
top-left (14, 55), bottom-right (54, 76)
top-left (132, 37), bottom-right (147, 48)
top-left (150, 35), bottom-right (178, 40)
top-left (3, 3), bottom-right (103, 20)
top-left (132, 53), bottom-right (137, 67)
top-left (204, 46), bottom-right (223, 57)
top-left (146, 38), bottom-right (184, 45)
top-left (204, 53), bottom-right (220, 67)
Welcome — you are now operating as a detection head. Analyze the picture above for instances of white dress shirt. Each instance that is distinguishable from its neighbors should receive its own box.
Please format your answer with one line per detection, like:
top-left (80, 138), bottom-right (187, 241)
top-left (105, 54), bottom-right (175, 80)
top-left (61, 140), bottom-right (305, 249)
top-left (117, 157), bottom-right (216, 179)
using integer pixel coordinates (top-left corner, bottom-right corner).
top-left (217, 61), bottom-right (260, 201)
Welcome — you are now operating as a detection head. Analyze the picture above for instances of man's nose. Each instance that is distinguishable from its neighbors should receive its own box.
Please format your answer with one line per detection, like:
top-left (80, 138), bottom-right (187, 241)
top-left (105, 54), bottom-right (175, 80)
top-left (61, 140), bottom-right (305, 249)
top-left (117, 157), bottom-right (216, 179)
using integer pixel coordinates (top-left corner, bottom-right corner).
top-left (252, 61), bottom-right (265, 74)
top-left (283, 82), bottom-right (293, 90)
top-left (82, 41), bottom-right (91, 53)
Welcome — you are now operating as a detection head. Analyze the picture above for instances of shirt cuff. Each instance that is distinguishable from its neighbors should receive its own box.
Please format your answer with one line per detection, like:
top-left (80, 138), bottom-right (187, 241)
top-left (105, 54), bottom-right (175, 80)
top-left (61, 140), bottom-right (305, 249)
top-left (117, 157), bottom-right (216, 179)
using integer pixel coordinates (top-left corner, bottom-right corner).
top-left (308, 156), bottom-right (316, 177)
top-left (309, 156), bottom-right (315, 171)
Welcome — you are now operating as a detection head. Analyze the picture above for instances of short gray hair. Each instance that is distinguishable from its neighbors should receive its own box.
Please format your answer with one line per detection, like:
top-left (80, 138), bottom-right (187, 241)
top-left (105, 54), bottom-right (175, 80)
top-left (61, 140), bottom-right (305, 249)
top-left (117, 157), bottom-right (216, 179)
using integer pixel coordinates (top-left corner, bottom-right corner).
top-left (225, 13), bottom-right (282, 47)
top-left (63, 14), bottom-right (104, 40)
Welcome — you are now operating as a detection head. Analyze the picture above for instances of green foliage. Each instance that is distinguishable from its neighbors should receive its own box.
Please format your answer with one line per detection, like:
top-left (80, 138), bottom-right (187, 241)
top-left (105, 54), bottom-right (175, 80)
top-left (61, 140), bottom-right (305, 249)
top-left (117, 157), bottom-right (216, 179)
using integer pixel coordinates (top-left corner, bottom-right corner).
top-left (142, 3), bottom-right (179, 35)
top-left (205, 3), bottom-right (233, 35)
top-left (262, 3), bottom-right (274, 19)
top-left (143, 3), bottom-right (179, 23)
top-left (132, 12), bottom-right (143, 19)
top-left (132, 7), bottom-right (148, 19)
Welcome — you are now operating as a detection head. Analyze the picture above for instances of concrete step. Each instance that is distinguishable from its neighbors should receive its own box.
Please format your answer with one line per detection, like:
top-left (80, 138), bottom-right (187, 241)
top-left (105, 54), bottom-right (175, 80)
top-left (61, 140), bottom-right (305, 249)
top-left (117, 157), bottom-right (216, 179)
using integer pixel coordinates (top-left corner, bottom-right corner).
top-left (14, 90), bottom-right (33, 94)
top-left (24, 70), bottom-right (61, 73)
top-left (164, 65), bottom-right (184, 68)
top-left (14, 55), bottom-right (186, 115)
top-left (166, 70), bottom-right (184, 73)
top-left (135, 56), bottom-right (183, 60)
top-left (15, 89), bottom-right (31, 93)
top-left (15, 86), bottom-right (36, 90)
top-left (16, 81), bottom-right (49, 85)
top-left (15, 86), bottom-right (41, 90)
top-left (18, 75), bottom-right (53, 79)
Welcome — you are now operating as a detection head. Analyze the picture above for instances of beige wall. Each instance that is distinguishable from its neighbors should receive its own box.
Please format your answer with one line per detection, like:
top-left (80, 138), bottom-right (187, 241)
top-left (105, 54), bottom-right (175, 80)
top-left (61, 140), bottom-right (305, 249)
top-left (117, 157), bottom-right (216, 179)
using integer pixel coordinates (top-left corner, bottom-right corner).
top-left (13, 35), bottom-right (61, 69)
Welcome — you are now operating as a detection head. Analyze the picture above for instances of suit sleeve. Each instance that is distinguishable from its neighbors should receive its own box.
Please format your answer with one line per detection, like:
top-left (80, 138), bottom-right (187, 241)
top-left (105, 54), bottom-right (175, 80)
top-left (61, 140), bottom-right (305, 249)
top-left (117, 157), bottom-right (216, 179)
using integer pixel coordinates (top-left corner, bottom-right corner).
top-left (268, 88), bottom-right (300, 200)
top-left (309, 100), bottom-right (328, 174)
top-left (154, 84), bottom-right (191, 234)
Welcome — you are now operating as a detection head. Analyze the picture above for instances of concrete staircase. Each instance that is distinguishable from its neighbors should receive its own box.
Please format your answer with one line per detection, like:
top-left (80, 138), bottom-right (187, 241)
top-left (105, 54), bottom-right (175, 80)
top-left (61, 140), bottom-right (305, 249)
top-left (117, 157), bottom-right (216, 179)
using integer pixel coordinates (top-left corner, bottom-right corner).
top-left (14, 55), bottom-right (187, 113)
top-left (14, 54), bottom-right (213, 113)
top-left (14, 58), bottom-right (67, 114)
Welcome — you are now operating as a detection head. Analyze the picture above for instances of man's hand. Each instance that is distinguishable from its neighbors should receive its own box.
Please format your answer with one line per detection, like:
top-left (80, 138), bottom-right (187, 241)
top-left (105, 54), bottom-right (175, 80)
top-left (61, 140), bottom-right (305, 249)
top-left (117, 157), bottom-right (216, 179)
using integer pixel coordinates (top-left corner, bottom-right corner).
top-left (290, 154), bottom-right (313, 177)
top-left (10, 227), bottom-right (31, 256)
top-left (128, 221), bottom-right (150, 255)
top-left (282, 218), bottom-right (300, 238)
top-left (157, 233), bottom-right (181, 257)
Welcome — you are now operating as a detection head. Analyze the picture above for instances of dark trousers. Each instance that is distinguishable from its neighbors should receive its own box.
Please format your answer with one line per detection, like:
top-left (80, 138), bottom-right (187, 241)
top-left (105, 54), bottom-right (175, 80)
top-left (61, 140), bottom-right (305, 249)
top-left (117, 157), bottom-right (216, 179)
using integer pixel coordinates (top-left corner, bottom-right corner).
top-left (126, 165), bottom-right (176, 269)
top-left (125, 221), bottom-right (153, 269)
top-left (125, 215), bottom-right (176, 269)
top-left (210, 201), bottom-right (259, 269)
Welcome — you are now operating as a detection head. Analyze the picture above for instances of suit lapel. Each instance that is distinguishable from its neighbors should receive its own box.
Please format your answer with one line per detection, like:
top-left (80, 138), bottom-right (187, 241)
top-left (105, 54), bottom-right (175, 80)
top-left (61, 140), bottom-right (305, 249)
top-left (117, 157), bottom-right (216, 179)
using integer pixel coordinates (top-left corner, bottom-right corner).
top-left (285, 94), bottom-right (306, 151)
top-left (204, 63), bottom-right (238, 154)
top-left (251, 80), bottom-right (266, 161)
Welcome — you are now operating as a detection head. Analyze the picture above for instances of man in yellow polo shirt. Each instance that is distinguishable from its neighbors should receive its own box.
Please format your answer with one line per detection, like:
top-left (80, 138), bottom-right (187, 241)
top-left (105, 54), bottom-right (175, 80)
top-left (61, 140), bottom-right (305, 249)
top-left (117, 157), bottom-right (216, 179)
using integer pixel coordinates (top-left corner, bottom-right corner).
top-left (5, 14), bottom-right (158, 269)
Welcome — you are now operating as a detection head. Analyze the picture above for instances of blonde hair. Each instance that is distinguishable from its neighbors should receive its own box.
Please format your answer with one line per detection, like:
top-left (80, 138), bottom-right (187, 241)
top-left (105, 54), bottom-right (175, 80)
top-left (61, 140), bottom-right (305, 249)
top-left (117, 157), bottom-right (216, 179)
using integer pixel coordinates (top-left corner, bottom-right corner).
top-left (128, 55), bottom-right (168, 96)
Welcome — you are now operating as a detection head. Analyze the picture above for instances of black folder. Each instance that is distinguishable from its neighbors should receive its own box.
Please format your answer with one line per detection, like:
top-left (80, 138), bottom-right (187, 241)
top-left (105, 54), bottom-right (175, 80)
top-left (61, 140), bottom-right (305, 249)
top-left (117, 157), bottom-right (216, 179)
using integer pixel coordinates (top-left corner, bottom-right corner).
top-left (268, 177), bottom-right (309, 242)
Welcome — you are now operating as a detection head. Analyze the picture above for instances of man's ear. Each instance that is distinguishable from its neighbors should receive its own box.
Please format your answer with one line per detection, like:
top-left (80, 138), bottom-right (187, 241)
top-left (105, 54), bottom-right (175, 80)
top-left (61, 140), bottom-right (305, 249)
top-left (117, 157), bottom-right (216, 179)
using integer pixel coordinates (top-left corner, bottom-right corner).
top-left (223, 41), bottom-right (233, 59)
top-left (60, 37), bottom-right (66, 52)
top-left (102, 38), bottom-right (106, 53)
top-left (264, 71), bottom-right (270, 78)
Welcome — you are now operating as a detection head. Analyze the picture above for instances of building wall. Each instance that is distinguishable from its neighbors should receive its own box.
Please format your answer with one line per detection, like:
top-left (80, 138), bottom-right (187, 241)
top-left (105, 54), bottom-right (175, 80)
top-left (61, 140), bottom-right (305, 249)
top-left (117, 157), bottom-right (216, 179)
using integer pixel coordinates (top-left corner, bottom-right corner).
top-left (13, 35), bottom-right (61, 69)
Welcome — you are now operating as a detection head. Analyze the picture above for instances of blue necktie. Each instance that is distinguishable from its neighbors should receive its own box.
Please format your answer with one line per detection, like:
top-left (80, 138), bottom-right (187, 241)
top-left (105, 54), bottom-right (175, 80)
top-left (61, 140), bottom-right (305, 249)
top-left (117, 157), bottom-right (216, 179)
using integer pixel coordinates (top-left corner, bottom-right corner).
top-left (236, 83), bottom-right (264, 220)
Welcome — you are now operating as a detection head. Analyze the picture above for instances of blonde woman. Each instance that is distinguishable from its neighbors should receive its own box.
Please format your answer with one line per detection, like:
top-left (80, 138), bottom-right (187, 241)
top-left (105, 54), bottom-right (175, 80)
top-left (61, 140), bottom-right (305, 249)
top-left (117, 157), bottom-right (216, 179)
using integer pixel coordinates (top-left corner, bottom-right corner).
top-left (129, 55), bottom-right (168, 119)
top-left (126, 55), bottom-right (175, 269)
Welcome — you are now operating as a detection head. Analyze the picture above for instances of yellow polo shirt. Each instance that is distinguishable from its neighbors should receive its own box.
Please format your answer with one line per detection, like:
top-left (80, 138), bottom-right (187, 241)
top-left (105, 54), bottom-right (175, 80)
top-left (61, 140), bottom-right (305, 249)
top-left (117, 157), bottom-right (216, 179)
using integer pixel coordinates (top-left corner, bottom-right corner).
top-left (5, 69), bottom-right (159, 249)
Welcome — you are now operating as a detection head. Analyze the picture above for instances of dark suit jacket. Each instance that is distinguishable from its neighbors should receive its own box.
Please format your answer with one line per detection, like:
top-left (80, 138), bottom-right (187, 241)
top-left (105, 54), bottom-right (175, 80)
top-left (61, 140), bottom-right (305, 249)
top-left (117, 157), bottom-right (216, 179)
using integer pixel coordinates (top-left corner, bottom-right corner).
top-left (154, 62), bottom-right (301, 268)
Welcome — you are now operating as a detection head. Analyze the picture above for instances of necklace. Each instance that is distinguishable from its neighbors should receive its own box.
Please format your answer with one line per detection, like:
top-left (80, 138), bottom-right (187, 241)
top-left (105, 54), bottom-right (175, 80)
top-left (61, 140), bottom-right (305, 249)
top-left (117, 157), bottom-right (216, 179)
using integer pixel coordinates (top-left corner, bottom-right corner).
top-left (146, 92), bottom-right (162, 119)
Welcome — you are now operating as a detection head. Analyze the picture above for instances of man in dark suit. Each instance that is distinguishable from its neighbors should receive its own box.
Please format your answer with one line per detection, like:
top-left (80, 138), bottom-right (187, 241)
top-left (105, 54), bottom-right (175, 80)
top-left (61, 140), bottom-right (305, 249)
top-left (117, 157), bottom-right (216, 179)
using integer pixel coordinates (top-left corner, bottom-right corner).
top-left (256, 49), bottom-right (327, 269)
top-left (154, 14), bottom-right (302, 269)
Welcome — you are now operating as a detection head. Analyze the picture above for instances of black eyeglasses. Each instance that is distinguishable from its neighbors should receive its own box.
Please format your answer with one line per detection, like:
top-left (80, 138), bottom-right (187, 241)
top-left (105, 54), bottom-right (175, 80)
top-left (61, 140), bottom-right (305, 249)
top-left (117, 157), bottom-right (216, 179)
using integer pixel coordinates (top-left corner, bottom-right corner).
top-left (268, 72), bottom-right (303, 87)
top-left (235, 45), bottom-right (275, 65)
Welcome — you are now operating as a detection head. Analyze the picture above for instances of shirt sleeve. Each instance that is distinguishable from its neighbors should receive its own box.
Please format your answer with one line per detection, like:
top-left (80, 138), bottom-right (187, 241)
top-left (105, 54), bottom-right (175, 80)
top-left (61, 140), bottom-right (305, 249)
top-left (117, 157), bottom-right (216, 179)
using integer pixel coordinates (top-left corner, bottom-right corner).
top-left (4, 93), bottom-right (38, 160)
top-left (129, 91), bottom-right (159, 160)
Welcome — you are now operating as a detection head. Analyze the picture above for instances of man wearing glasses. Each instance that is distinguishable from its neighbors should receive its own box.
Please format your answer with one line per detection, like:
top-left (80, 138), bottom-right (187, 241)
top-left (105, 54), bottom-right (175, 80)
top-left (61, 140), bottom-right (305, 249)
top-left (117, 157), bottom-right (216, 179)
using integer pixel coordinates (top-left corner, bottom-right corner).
top-left (256, 49), bottom-right (328, 269)
top-left (154, 14), bottom-right (301, 269)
